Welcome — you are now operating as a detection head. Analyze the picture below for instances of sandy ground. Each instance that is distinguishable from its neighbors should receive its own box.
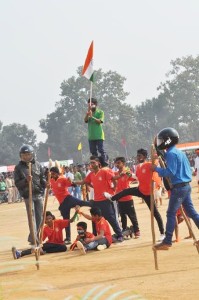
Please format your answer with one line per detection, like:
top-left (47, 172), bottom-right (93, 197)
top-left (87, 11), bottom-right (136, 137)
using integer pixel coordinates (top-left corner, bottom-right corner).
top-left (1, 182), bottom-right (199, 300)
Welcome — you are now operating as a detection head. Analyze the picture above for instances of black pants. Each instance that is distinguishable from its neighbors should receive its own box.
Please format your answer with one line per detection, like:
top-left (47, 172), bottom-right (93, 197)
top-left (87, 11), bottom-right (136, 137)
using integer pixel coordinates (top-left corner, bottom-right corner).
top-left (118, 200), bottom-right (139, 232)
top-left (112, 187), bottom-right (164, 234)
top-left (92, 200), bottom-right (123, 237)
top-left (21, 243), bottom-right (66, 256)
top-left (59, 195), bottom-right (92, 240)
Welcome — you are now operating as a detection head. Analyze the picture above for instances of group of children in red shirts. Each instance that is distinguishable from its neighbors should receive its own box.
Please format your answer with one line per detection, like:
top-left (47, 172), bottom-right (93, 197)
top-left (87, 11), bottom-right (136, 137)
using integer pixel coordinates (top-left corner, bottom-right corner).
top-left (12, 206), bottom-right (112, 259)
top-left (12, 148), bottom-right (168, 259)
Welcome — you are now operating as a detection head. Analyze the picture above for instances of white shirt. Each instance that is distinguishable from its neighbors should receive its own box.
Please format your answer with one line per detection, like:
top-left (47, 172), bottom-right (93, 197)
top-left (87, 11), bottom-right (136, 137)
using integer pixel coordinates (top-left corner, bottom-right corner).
top-left (65, 171), bottom-right (74, 180)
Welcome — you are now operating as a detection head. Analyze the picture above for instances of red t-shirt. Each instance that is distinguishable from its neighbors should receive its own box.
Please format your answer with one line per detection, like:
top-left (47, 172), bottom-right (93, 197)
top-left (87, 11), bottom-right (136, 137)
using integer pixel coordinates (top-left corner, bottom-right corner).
top-left (93, 216), bottom-right (112, 245)
top-left (114, 171), bottom-right (134, 201)
top-left (43, 219), bottom-right (69, 244)
top-left (84, 168), bottom-right (114, 201)
top-left (136, 162), bottom-right (160, 195)
top-left (50, 177), bottom-right (71, 204)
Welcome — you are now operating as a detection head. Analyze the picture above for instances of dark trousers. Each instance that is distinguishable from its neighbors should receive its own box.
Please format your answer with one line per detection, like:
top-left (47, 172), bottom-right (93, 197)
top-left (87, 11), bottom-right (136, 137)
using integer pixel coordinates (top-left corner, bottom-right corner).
top-left (59, 195), bottom-right (92, 240)
top-left (112, 187), bottom-right (164, 234)
top-left (89, 140), bottom-right (107, 161)
top-left (93, 200), bottom-right (122, 237)
top-left (118, 200), bottom-right (139, 232)
top-left (21, 243), bottom-right (66, 256)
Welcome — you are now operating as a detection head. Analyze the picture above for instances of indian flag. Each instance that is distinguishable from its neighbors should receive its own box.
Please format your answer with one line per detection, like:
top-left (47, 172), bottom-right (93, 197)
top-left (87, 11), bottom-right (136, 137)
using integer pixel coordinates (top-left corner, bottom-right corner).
top-left (82, 41), bottom-right (94, 81)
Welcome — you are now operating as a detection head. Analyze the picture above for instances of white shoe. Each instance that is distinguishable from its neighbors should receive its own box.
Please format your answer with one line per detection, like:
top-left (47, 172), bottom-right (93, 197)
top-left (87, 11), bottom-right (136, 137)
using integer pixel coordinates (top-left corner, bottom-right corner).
top-left (76, 241), bottom-right (86, 255)
top-left (103, 192), bottom-right (113, 201)
top-left (158, 234), bottom-right (165, 242)
top-left (97, 244), bottom-right (107, 251)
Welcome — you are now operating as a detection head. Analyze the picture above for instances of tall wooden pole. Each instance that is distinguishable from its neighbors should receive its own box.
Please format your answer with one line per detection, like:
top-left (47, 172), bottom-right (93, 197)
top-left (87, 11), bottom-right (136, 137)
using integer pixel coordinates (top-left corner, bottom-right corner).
top-left (28, 162), bottom-right (39, 270)
top-left (150, 144), bottom-right (158, 270)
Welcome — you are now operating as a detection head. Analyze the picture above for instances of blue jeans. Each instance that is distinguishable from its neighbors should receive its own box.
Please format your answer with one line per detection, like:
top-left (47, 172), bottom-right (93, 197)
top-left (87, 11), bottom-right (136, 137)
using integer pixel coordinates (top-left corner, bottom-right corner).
top-left (84, 241), bottom-right (98, 250)
top-left (68, 187), bottom-right (74, 196)
top-left (73, 186), bottom-right (81, 199)
top-left (164, 184), bottom-right (199, 245)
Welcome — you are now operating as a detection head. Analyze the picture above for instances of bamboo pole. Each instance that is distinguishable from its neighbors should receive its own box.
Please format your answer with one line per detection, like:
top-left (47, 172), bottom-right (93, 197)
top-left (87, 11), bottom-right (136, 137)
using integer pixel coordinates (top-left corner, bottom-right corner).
top-left (39, 171), bottom-right (51, 245)
top-left (150, 144), bottom-right (159, 270)
top-left (28, 162), bottom-right (39, 270)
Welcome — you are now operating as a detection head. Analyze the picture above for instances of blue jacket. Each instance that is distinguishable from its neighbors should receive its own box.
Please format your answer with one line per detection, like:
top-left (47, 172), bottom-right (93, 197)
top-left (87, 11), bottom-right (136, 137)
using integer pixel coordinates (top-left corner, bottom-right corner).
top-left (155, 146), bottom-right (192, 185)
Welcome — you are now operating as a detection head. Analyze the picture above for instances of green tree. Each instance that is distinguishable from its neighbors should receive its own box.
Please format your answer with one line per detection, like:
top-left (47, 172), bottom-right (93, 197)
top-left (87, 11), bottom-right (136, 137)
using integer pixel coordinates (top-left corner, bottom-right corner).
top-left (134, 55), bottom-right (199, 149)
top-left (0, 123), bottom-right (37, 165)
top-left (156, 55), bottom-right (199, 141)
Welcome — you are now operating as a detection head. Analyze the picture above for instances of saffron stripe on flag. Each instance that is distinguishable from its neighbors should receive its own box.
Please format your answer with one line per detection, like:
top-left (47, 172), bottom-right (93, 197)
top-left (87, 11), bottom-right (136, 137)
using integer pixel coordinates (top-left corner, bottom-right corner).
top-left (82, 41), bottom-right (94, 81)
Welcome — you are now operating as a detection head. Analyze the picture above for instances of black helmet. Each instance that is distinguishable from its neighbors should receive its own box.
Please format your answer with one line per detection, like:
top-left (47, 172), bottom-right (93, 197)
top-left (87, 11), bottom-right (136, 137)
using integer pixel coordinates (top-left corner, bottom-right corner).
top-left (156, 128), bottom-right (179, 150)
top-left (19, 144), bottom-right (34, 162)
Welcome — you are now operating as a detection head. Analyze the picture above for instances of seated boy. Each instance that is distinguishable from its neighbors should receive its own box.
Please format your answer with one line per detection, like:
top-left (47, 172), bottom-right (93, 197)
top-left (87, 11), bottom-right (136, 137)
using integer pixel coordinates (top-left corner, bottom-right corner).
top-left (70, 221), bottom-right (98, 254)
top-left (12, 210), bottom-right (77, 259)
top-left (75, 206), bottom-right (112, 254)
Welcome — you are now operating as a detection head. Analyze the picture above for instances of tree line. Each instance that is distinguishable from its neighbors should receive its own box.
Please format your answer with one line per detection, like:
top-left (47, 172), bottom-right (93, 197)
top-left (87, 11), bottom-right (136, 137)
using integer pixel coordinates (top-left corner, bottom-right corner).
top-left (0, 55), bottom-right (199, 165)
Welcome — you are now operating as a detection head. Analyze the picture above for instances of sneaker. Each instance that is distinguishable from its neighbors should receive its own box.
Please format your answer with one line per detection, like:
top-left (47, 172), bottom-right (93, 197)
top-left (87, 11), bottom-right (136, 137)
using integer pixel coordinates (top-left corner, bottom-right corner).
top-left (153, 242), bottom-right (171, 251)
top-left (103, 192), bottom-right (113, 201)
top-left (76, 241), bottom-right (86, 255)
top-left (158, 234), bottom-right (165, 242)
top-left (64, 239), bottom-right (71, 245)
top-left (12, 247), bottom-right (21, 259)
top-left (97, 244), bottom-right (107, 251)
top-left (134, 231), bottom-right (140, 239)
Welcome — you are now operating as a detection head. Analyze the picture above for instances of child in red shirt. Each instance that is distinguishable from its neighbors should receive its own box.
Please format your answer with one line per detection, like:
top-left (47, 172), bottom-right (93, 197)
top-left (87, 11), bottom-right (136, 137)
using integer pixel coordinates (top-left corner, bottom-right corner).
top-left (49, 167), bottom-right (92, 244)
top-left (112, 156), bottom-right (140, 238)
top-left (104, 149), bottom-right (165, 241)
top-left (70, 221), bottom-right (98, 254)
top-left (12, 211), bottom-right (77, 259)
top-left (75, 206), bottom-right (112, 254)
top-left (74, 156), bottom-right (123, 242)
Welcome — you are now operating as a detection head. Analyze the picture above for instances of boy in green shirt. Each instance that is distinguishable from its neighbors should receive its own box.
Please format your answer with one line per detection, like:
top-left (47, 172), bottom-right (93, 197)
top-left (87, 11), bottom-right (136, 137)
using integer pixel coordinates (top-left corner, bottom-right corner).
top-left (84, 98), bottom-right (108, 165)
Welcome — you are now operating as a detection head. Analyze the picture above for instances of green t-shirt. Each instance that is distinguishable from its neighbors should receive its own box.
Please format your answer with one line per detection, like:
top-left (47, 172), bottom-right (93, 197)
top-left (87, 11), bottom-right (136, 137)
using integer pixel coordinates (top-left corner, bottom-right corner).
top-left (0, 181), bottom-right (6, 191)
top-left (87, 108), bottom-right (105, 141)
top-left (74, 172), bottom-right (82, 181)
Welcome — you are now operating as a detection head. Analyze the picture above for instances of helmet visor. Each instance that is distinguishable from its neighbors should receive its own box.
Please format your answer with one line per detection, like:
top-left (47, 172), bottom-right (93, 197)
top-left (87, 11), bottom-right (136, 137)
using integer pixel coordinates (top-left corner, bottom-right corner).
top-left (156, 137), bottom-right (164, 147)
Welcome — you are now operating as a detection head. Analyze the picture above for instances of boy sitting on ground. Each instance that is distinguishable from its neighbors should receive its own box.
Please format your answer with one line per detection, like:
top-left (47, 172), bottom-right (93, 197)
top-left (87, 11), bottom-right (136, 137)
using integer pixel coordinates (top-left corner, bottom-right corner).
top-left (12, 210), bottom-right (77, 259)
top-left (74, 206), bottom-right (112, 254)
top-left (70, 221), bottom-right (98, 254)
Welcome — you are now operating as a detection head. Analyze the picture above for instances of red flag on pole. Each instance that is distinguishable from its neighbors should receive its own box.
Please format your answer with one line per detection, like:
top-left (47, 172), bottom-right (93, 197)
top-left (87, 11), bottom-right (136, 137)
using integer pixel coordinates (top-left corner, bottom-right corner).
top-left (48, 147), bottom-right (51, 158)
top-left (121, 138), bottom-right (127, 147)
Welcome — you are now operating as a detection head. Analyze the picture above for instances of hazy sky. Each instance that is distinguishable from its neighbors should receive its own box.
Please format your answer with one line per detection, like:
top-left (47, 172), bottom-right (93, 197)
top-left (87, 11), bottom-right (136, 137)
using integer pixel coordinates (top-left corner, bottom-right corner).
top-left (1, 0), bottom-right (199, 142)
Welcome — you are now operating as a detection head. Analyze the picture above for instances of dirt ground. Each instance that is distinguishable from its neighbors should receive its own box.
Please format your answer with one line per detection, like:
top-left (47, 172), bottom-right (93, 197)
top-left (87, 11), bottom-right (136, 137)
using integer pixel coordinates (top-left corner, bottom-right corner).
top-left (1, 181), bottom-right (199, 300)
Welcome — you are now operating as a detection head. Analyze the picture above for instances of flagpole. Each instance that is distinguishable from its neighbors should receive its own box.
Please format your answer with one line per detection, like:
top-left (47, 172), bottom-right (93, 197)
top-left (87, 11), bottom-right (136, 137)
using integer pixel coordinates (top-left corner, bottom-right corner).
top-left (80, 148), bottom-right (83, 164)
top-left (124, 145), bottom-right (128, 161)
top-left (89, 81), bottom-right (93, 106)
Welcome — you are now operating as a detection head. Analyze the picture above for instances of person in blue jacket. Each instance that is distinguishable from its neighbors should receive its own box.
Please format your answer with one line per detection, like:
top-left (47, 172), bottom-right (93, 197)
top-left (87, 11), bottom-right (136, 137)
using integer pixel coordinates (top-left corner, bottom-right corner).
top-left (152, 127), bottom-right (199, 250)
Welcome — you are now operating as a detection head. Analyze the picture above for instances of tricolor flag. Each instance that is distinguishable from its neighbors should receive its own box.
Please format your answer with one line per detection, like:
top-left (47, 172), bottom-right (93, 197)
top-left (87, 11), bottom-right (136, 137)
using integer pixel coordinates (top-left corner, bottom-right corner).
top-left (82, 41), bottom-right (94, 82)
top-left (77, 142), bottom-right (82, 151)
